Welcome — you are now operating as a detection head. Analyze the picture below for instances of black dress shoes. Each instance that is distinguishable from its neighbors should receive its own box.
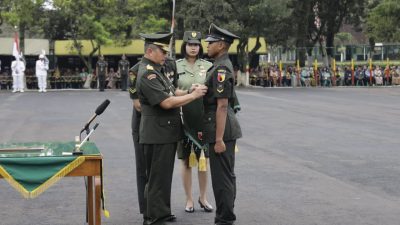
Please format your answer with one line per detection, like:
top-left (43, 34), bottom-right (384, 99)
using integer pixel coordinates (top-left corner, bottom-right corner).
top-left (164, 214), bottom-right (177, 222)
top-left (198, 198), bottom-right (213, 212)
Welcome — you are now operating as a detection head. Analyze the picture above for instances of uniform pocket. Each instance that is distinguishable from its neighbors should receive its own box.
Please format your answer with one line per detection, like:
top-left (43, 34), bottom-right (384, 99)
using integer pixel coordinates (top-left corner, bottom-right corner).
top-left (158, 117), bottom-right (180, 127)
top-left (203, 114), bottom-right (216, 143)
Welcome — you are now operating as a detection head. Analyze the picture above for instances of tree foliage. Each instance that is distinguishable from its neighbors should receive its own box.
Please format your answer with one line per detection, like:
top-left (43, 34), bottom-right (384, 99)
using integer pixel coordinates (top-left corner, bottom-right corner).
top-left (366, 0), bottom-right (400, 42)
top-left (49, 0), bottom-right (172, 72)
top-left (288, 0), bottom-right (366, 66)
top-left (176, 0), bottom-right (291, 70)
top-left (1, 0), bottom-right (46, 52)
top-left (0, 0), bottom-right (381, 70)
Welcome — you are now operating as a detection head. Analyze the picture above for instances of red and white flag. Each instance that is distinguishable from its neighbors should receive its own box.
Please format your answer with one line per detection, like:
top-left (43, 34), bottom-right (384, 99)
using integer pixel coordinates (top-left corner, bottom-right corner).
top-left (13, 32), bottom-right (20, 61)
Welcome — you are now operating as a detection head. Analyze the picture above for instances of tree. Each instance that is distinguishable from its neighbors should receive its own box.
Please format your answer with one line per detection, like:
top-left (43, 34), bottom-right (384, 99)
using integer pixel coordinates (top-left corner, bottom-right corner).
top-left (288, 0), bottom-right (318, 66)
top-left (318, 0), bottom-right (366, 62)
top-left (233, 0), bottom-right (292, 69)
top-left (288, 0), bottom-right (366, 66)
top-left (1, 0), bottom-right (46, 52)
top-left (176, 0), bottom-right (291, 71)
top-left (50, 0), bottom-right (112, 72)
top-left (366, 0), bottom-right (400, 43)
top-left (48, 0), bottom-right (172, 72)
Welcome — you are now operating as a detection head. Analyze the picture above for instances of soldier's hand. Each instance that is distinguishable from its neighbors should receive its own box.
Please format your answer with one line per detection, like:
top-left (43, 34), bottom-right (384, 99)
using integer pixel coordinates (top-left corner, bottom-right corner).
top-left (214, 140), bottom-right (226, 153)
top-left (189, 83), bottom-right (200, 93)
top-left (191, 85), bottom-right (208, 99)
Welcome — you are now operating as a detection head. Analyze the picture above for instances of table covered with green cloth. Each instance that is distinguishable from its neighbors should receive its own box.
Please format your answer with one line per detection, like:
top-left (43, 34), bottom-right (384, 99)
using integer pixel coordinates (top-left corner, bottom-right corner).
top-left (0, 141), bottom-right (101, 198)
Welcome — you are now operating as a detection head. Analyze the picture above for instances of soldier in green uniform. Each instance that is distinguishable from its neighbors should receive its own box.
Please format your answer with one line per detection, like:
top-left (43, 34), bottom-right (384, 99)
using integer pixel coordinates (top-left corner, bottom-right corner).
top-left (176, 31), bottom-right (214, 213)
top-left (118, 54), bottom-right (130, 91)
top-left (163, 56), bottom-right (179, 86)
top-left (136, 32), bottom-right (208, 225)
top-left (96, 55), bottom-right (108, 91)
top-left (128, 62), bottom-right (146, 216)
top-left (203, 23), bottom-right (243, 225)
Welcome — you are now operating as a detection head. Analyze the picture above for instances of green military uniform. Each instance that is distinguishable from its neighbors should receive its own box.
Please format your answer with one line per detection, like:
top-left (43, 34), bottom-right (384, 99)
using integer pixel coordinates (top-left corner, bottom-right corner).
top-left (96, 58), bottom-right (108, 91)
top-left (176, 55), bottom-right (212, 160)
top-left (136, 33), bottom-right (179, 225)
top-left (163, 56), bottom-right (179, 87)
top-left (204, 24), bottom-right (242, 225)
top-left (129, 62), bottom-right (146, 214)
top-left (119, 56), bottom-right (130, 91)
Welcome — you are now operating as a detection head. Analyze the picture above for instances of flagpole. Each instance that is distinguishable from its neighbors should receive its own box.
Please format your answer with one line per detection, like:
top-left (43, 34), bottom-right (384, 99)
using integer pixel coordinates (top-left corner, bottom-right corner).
top-left (169, 0), bottom-right (176, 58)
top-left (13, 29), bottom-right (20, 63)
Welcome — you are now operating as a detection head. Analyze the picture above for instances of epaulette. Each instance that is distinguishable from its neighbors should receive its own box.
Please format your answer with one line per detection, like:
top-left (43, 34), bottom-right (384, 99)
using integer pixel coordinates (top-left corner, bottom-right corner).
top-left (200, 59), bottom-right (212, 65)
top-left (146, 64), bottom-right (154, 71)
top-left (176, 59), bottom-right (184, 62)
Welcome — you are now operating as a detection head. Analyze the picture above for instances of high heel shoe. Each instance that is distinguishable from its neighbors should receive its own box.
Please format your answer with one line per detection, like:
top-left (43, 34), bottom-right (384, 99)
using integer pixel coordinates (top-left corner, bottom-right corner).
top-left (185, 206), bottom-right (195, 213)
top-left (198, 198), bottom-right (213, 212)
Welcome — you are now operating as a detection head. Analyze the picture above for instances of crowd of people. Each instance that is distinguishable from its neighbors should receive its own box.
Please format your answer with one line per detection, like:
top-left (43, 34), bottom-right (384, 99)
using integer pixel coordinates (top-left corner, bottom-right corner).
top-left (3, 53), bottom-right (400, 92)
top-left (0, 54), bottom-right (131, 92)
top-left (249, 64), bottom-right (400, 87)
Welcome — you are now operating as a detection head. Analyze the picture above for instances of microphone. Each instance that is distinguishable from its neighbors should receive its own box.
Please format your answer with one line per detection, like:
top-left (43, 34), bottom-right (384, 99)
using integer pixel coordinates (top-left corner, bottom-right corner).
top-left (80, 99), bottom-right (110, 133)
top-left (95, 99), bottom-right (110, 115)
top-left (74, 123), bottom-right (100, 155)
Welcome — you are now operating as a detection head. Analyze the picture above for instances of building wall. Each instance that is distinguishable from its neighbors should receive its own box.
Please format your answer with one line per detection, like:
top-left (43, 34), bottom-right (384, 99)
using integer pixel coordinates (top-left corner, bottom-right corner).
top-left (0, 38), bottom-right (49, 55)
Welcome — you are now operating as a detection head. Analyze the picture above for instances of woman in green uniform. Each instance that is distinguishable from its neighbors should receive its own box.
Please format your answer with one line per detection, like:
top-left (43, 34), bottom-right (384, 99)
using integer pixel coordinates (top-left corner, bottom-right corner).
top-left (176, 31), bottom-right (214, 213)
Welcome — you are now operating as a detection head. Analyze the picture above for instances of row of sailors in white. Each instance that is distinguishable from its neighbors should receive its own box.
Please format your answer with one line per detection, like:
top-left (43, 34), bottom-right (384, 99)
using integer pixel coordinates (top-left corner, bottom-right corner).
top-left (36, 54), bottom-right (49, 92)
top-left (11, 57), bottom-right (26, 92)
top-left (10, 54), bottom-right (49, 93)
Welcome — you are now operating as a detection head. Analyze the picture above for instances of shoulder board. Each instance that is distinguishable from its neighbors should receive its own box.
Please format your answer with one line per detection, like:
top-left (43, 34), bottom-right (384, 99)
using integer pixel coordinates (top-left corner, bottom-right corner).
top-left (176, 59), bottom-right (184, 62)
top-left (146, 64), bottom-right (154, 70)
top-left (200, 59), bottom-right (212, 64)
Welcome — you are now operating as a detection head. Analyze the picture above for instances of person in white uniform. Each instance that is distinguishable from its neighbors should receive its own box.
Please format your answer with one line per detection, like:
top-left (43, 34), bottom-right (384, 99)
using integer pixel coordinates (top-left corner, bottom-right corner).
top-left (36, 54), bottom-right (49, 92)
top-left (11, 56), bottom-right (26, 93)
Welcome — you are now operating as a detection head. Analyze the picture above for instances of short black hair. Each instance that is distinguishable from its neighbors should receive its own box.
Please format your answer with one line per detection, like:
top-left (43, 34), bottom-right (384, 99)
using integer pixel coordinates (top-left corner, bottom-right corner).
top-left (144, 43), bottom-right (160, 52)
top-left (180, 42), bottom-right (204, 59)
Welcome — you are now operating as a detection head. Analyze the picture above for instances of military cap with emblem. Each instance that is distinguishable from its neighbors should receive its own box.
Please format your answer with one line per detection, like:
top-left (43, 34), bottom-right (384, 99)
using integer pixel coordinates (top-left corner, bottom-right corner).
top-left (139, 32), bottom-right (173, 52)
top-left (183, 31), bottom-right (202, 44)
top-left (205, 23), bottom-right (240, 44)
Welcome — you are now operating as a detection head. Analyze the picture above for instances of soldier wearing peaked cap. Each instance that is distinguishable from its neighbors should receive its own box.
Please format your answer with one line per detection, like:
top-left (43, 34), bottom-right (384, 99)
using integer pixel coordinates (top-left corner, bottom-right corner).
top-left (96, 55), bottom-right (108, 91)
top-left (135, 32), bottom-right (208, 225)
top-left (118, 54), bottom-right (130, 91)
top-left (176, 30), bottom-right (214, 214)
top-left (128, 62), bottom-right (147, 216)
top-left (203, 23), bottom-right (243, 225)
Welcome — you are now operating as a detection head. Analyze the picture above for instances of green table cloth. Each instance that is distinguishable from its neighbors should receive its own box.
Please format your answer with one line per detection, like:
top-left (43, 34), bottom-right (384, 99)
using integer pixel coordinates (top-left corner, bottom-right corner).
top-left (0, 141), bottom-right (100, 199)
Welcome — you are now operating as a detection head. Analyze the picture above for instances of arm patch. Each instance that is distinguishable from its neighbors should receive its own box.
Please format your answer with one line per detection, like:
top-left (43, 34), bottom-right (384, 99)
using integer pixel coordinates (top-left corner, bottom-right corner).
top-left (147, 74), bottom-right (157, 80)
top-left (217, 69), bottom-right (226, 82)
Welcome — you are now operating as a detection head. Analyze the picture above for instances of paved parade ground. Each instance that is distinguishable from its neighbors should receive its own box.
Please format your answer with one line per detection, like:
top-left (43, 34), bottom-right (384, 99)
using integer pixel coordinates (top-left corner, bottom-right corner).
top-left (1, 87), bottom-right (400, 225)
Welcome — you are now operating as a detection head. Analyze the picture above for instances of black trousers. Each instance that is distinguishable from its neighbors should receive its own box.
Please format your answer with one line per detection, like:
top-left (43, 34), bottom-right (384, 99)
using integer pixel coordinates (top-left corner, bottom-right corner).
top-left (132, 109), bottom-right (146, 214)
top-left (143, 143), bottom-right (177, 225)
top-left (121, 73), bottom-right (128, 91)
top-left (209, 140), bottom-right (237, 225)
top-left (98, 74), bottom-right (105, 91)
